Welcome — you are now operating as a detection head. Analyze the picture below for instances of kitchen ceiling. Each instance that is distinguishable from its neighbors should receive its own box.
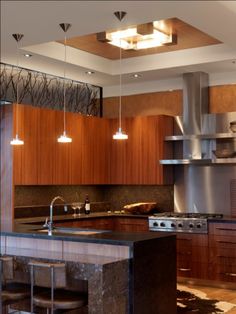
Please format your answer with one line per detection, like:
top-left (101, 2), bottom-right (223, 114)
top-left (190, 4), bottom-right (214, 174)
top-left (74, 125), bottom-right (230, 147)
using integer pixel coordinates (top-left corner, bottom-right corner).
top-left (1, 1), bottom-right (236, 94)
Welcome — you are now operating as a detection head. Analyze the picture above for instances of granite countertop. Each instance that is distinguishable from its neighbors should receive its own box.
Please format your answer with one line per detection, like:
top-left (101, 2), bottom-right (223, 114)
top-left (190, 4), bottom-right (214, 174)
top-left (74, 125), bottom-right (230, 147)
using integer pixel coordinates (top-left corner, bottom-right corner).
top-left (2, 219), bottom-right (174, 247)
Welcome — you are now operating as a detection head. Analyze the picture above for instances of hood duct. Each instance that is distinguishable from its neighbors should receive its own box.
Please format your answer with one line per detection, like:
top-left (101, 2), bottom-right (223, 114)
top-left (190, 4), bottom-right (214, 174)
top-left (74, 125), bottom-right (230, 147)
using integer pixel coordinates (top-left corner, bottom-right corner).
top-left (181, 72), bottom-right (209, 159)
top-left (183, 72), bottom-right (209, 135)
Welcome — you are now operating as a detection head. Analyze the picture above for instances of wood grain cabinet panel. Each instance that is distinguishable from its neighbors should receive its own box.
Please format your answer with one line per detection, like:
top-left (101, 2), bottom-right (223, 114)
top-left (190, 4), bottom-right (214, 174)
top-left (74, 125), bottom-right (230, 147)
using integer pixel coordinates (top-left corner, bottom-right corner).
top-left (110, 115), bottom-right (173, 184)
top-left (176, 234), bottom-right (208, 279)
top-left (12, 105), bottom-right (173, 185)
top-left (114, 217), bottom-right (149, 232)
top-left (209, 222), bottom-right (236, 282)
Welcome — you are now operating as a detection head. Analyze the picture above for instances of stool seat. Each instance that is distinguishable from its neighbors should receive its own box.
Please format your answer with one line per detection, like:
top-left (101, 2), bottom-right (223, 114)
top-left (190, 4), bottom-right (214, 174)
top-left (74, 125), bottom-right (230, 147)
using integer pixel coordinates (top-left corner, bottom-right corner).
top-left (33, 289), bottom-right (87, 310)
top-left (2, 283), bottom-right (30, 304)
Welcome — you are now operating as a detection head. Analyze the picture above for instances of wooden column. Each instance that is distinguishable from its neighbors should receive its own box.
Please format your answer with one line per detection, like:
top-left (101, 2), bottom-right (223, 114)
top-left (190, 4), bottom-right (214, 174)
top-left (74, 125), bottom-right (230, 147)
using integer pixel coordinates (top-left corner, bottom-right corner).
top-left (0, 105), bottom-right (14, 231)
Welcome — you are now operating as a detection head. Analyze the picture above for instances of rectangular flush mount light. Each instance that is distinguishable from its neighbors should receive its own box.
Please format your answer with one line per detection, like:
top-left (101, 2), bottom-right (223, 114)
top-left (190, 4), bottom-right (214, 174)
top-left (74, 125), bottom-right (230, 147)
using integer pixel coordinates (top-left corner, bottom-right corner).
top-left (97, 22), bottom-right (177, 50)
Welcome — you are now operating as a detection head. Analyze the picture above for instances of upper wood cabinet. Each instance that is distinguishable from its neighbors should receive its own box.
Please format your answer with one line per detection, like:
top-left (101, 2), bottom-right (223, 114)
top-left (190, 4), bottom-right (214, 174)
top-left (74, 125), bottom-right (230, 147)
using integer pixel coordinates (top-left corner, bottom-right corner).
top-left (12, 104), bottom-right (173, 185)
top-left (110, 115), bottom-right (173, 184)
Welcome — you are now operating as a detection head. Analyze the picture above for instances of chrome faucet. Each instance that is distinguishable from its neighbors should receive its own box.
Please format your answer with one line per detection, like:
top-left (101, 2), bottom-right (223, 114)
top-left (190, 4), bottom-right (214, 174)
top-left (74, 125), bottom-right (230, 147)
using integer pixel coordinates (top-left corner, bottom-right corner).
top-left (44, 196), bottom-right (68, 235)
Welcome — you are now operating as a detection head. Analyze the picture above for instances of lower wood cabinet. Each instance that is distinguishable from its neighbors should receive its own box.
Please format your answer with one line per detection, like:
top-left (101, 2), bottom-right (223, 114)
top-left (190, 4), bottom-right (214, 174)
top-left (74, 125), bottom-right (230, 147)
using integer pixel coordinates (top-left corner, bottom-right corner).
top-left (55, 217), bottom-right (236, 283)
top-left (55, 216), bottom-right (149, 232)
top-left (176, 234), bottom-right (208, 279)
top-left (114, 217), bottom-right (149, 232)
top-left (209, 222), bottom-right (236, 283)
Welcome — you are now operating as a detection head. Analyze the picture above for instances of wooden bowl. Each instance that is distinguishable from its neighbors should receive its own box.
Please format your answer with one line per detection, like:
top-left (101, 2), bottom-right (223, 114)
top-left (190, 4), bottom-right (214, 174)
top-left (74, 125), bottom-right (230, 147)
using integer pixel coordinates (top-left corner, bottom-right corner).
top-left (212, 149), bottom-right (235, 158)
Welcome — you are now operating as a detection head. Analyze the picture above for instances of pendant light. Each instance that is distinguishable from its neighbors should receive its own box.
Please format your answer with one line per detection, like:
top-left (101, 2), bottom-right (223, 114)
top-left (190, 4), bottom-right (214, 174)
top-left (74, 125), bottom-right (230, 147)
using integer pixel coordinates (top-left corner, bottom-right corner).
top-left (10, 34), bottom-right (24, 145)
top-left (57, 23), bottom-right (72, 143)
top-left (113, 11), bottom-right (128, 140)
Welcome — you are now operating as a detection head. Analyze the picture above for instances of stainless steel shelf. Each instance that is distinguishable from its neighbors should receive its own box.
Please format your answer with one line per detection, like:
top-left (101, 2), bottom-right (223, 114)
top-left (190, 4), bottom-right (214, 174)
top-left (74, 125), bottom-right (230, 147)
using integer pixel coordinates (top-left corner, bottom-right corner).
top-left (160, 158), bottom-right (236, 165)
top-left (165, 133), bottom-right (236, 141)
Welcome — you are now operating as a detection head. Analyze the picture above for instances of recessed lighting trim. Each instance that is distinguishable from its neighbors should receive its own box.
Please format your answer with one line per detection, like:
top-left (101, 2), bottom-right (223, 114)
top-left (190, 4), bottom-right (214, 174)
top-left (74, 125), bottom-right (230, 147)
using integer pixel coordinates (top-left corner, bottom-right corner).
top-left (24, 53), bottom-right (32, 58)
top-left (132, 73), bottom-right (142, 78)
top-left (85, 71), bottom-right (95, 75)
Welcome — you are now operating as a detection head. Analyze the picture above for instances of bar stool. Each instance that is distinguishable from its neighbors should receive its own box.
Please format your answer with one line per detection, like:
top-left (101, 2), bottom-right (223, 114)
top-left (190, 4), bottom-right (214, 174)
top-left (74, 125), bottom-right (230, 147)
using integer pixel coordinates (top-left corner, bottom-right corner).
top-left (29, 260), bottom-right (87, 313)
top-left (0, 256), bottom-right (30, 314)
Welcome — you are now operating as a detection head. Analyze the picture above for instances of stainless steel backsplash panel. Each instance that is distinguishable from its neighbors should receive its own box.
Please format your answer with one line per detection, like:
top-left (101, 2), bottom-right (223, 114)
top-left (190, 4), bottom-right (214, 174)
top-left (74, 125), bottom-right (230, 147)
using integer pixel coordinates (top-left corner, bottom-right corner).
top-left (174, 165), bottom-right (236, 214)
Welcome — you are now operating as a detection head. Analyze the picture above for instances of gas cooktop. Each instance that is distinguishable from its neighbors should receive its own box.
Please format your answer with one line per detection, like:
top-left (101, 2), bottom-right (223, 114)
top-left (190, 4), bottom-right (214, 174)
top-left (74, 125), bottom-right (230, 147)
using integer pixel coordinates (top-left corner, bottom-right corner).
top-left (149, 212), bottom-right (223, 233)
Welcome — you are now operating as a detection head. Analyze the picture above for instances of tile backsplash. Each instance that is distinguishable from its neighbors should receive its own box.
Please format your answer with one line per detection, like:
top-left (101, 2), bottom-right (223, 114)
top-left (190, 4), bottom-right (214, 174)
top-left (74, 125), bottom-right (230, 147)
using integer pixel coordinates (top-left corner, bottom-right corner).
top-left (15, 185), bottom-right (173, 218)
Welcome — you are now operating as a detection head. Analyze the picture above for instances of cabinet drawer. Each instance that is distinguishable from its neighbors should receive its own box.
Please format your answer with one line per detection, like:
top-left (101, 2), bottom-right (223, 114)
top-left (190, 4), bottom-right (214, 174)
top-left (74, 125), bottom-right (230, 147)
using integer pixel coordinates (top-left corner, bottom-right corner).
top-left (177, 262), bottom-right (209, 279)
top-left (213, 265), bottom-right (236, 282)
top-left (177, 247), bottom-right (208, 263)
top-left (209, 223), bottom-right (236, 235)
top-left (177, 234), bottom-right (208, 246)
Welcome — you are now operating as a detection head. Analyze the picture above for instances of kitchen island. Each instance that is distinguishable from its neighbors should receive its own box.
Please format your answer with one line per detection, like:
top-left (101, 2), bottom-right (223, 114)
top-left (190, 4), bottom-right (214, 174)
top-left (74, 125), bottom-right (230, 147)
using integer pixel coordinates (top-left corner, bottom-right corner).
top-left (1, 222), bottom-right (176, 314)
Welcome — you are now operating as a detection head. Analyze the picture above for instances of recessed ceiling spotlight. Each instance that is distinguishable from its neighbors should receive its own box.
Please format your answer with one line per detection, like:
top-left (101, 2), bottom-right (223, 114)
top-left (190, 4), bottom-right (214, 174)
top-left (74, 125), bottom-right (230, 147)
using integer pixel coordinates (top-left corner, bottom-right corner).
top-left (24, 53), bottom-right (32, 58)
top-left (132, 73), bottom-right (142, 78)
top-left (85, 71), bottom-right (94, 75)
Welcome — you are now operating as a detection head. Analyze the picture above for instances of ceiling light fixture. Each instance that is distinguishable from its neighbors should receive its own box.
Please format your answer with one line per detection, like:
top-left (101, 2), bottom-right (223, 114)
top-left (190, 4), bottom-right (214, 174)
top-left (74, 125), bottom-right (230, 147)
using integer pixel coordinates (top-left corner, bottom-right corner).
top-left (57, 23), bottom-right (72, 143)
top-left (113, 11), bottom-right (128, 141)
top-left (97, 21), bottom-right (177, 50)
top-left (85, 71), bottom-right (94, 75)
top-left (10, 33), bottom-right (24, 146)
top-left (24, 53), bottom-right (32, 58)
top-left (132, 73), bottom-right (142, 78)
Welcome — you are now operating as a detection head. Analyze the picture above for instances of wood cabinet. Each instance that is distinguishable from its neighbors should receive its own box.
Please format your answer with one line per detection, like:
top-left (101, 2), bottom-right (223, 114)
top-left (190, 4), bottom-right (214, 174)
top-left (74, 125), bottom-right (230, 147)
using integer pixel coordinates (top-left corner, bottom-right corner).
top-left (55, 216), bottom-right (148, 232)
top-left (114, 217), bottom-right (149, 232)
top-left (209, 222), bottom-right (236, 282)
top-left (176, 233), bottom-right (208, 279)
top-left (110, 115), bottom-right (173, 184)
top-left (12, 104), bottom-right (173, 185)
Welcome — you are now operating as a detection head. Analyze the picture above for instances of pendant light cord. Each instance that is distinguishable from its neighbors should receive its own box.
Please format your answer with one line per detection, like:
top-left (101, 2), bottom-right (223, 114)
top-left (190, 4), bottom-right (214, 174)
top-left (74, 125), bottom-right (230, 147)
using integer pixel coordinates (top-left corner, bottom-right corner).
top-left (119, 38), bottom-right (122, 130)
top-left (63, 33), bottom-right (67, 134)
top-left (15, 39), bottom-right (20, 135)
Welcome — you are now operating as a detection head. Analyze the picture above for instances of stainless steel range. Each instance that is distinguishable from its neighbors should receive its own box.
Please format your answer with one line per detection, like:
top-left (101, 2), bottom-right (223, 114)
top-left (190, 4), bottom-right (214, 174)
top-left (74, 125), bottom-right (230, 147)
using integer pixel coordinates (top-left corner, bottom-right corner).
top-left (148, 212), bottom-right (223, 234)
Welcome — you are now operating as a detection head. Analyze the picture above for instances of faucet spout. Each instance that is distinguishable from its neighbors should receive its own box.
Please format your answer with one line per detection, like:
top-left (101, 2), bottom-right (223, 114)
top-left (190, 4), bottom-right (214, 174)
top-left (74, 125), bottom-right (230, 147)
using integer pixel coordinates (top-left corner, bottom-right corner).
top-left (48, 196), bottom-right (67, 234)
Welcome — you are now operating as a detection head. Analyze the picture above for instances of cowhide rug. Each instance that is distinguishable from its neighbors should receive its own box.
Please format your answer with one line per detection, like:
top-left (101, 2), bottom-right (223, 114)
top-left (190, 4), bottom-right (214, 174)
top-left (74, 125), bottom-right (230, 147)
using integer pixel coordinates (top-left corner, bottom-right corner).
top-left (177, 284), bottom-right (236, 314)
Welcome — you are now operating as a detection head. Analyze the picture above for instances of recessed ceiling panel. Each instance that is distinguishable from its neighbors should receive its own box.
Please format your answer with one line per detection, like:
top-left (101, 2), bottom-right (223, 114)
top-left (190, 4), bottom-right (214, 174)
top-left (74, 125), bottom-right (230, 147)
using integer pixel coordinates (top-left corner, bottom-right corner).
top-left (58, 18), bottom-right (221, 60)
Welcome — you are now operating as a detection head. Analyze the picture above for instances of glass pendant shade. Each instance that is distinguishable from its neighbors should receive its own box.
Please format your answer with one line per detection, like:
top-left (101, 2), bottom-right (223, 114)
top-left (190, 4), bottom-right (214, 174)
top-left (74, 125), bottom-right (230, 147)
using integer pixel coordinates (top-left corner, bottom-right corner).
top-left (113, 127), bottom-right (128, 140)
top-left (10, 134), bottom-right (24, 145)
top-left (57, 131), bottom-right (72, 143)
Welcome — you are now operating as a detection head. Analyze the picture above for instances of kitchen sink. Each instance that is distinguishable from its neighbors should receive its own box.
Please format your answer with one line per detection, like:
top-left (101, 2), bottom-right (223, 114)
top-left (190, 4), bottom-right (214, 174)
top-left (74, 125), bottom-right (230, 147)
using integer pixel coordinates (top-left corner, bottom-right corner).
top-left (32, 227), bottom-right (106, 235)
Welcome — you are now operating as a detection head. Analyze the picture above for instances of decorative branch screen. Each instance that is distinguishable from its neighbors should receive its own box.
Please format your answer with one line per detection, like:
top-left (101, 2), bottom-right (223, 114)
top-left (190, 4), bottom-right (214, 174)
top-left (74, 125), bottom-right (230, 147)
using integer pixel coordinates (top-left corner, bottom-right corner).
top-left (0, 63), bottom-right (102, 116)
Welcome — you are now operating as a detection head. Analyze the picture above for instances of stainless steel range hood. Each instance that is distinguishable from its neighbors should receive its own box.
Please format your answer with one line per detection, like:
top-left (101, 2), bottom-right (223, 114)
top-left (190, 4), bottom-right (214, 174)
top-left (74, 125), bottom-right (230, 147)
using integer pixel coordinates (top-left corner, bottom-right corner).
top-left (161, 72), bottom-right (236, 215)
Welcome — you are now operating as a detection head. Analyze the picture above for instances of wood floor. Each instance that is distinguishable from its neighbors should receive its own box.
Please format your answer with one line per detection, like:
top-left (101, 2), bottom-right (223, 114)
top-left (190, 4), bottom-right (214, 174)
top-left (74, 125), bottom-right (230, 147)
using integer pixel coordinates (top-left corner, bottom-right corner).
top-left (182, 283), bottom-right (236, 313)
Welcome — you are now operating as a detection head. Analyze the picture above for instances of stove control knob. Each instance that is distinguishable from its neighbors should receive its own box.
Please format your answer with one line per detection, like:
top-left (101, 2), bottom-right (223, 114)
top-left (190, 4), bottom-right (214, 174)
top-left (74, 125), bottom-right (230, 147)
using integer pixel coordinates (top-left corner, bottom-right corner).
top-left (189, 223), bottom-right (194, 228)
top-left (178, 223), bottom-right (183, 228)
top-left (153, 222), bottom-right (158, 227)
top-left (171, 223), bottom-right (176, 228)
top-left (160, 222), bottom-right (165, 227)
top-left (197, 223), bottom-right (202, 228)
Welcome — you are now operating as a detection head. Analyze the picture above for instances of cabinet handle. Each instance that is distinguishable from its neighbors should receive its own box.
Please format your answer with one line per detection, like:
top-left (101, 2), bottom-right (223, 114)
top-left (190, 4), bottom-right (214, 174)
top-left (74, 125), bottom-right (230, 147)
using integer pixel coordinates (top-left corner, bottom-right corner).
top-left (216, 228), bottom-right (236, 232)
top-left (225, 272), bottom-right (236, 277)
top-left (178, 238), bottom-right (191, 241)
top-left (216, 240), bottom-right (236, 245)
top-left (217, 255), bottom-right (235, 259)
top-left (178, 251), bottom-right (191, 256)
top-left (178, 268), bottom-right (191, 272)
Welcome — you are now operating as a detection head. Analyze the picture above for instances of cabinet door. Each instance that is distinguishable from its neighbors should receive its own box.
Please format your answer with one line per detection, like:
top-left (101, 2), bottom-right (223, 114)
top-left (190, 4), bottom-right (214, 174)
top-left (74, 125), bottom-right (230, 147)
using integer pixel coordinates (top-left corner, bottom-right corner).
top-left (109, 115), bottom-right (173, 184)
top-left (114, 218), bottom-right (149, 232)
top-left (209, 222), bottom-right (236, 282)
top-left (78, 116), bottom-right (110, 184)
top-left (53, 110), bottom-right (72, 184)
top-left (13, 104), bottom-right (39, 185)
top-left (177, 234), bottom-right (209, 279)
top-left (38, 107), bottom-right (56, 184)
